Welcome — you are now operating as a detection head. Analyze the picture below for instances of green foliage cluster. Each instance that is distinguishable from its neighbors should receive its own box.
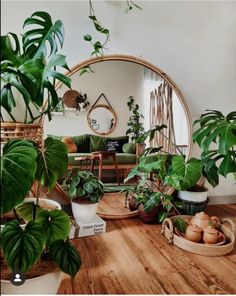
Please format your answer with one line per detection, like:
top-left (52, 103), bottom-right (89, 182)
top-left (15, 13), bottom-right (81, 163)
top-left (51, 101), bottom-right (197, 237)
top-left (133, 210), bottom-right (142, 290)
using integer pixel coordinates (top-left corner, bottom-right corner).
top-left (1, 138), bottom-right (81, 278)
top-left (126, 96), bottom-right (145, 142)
top-left (1, 11), bottom-right (71, 123)
top-left (64, 170), bottom-right (104, 203)
top-left (124, 155), bottom-right (183, 222)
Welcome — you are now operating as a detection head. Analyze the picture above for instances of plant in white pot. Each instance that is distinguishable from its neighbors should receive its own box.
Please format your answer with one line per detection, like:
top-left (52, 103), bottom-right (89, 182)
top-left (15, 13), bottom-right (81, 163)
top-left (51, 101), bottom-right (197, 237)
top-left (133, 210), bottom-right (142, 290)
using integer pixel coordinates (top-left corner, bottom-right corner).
top-left (1, 138), bottom-right (81, 294)
top-left (165, 110), bottom-right (236, 214)
top-left (64, 171), bottom-right (104, 224)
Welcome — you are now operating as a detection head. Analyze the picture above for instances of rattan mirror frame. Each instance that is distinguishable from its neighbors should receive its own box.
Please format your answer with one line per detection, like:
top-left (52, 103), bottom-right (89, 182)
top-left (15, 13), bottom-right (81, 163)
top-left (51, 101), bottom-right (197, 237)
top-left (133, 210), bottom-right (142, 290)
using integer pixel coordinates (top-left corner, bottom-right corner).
top-left (55, 54), bottom-right (192, 158)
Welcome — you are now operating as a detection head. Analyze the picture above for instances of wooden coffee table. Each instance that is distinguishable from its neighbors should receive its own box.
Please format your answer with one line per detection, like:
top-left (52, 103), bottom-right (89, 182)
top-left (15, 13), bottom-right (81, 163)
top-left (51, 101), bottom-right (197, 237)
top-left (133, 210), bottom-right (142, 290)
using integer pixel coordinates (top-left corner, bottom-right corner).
top-left (92, 151), bottom-right (120, 185)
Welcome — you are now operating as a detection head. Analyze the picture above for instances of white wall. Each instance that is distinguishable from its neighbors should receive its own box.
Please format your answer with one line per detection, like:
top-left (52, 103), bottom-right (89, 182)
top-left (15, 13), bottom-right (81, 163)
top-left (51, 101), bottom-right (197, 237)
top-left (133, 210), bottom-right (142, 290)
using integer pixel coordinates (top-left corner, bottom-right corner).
top-left (45, 61), bottom-right (143, 137)
top-left (2, 0), bottom-right (236, 197)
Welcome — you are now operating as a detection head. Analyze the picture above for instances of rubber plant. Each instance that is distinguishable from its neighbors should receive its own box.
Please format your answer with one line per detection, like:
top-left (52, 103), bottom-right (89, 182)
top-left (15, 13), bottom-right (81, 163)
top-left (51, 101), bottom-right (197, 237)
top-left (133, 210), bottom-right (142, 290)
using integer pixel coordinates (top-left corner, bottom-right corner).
top-left (1, 138), bottom-right (81, 278)
top-left (0, 11), bottom-right (71, 123)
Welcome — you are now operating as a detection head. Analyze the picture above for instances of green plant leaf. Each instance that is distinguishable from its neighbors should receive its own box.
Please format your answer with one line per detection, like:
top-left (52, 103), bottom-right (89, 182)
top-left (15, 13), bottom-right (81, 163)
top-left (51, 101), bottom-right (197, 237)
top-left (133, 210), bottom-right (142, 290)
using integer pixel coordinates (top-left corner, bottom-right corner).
top-left (16, 202), bottom-right (43, 221)
top-left (174, 217), bottom-right (187, 233)
top-left (1, 220), bottom-right (46, 272)
top-left (23, 11), bottom-right (65, 58)
top-left (1, 140), bottom-right (37, 215)
top-left (158, 211), bottom-right (168, 223)
top-left (218, 152), bottom-right (236, 177)
top-left (166, 155), bottom-right (201, 191)
top-left (84, 34), bottom-right (92, 41)
top-left (50, 239), bottom-right (82, 278)
top-left (37, 209), bottom-right (70, 246)
top-left (35, 137), bottom-right (68, 189)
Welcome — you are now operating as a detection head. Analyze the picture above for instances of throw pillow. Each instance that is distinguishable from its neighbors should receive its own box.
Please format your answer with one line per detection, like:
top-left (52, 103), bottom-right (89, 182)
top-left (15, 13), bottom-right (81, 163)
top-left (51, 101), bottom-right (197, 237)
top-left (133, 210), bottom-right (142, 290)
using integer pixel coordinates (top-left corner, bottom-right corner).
top-left (122, 143), bottom-right (136, 154)
top-left (89, 135), bottom-right (107, 152)
top-left (106, 140), bottom-right (122, 152)
top-left (61, 137), bottom-right (77, 153)
top-left (72, 134), bottom-right (90, 153)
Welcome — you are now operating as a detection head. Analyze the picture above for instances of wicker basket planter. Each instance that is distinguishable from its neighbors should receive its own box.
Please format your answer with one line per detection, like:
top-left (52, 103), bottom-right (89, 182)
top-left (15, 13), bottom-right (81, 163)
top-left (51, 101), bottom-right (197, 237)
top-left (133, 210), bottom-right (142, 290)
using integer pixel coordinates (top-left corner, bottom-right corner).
top-left (162, 215), bottom-right (235, 256)
top-left (138, 204), bottom-right (158, 224)
top-left (1, 122), bottom-right (43, 146)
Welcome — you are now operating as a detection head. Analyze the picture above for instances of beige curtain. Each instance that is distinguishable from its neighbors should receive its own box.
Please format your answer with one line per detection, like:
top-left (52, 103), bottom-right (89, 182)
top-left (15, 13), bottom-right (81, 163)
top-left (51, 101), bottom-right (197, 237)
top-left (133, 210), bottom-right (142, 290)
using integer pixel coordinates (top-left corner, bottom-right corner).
top-left (150, 81), bottom-right (177, 154)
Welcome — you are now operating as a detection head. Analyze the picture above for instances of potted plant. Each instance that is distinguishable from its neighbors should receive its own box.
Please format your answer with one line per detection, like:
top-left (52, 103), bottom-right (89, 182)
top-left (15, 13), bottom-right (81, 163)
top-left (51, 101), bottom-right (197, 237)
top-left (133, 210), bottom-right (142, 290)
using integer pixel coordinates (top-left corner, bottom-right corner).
top-left (63, 171), bottom-right (104, 223)
top-left (1, 11), bottom-right (71, 143)
top-left (165, 110), bottom-right (236, 214)
top-left (124, 156), bottom-right (183, 223)
top-left (1, 138), bottom-right (81, 294)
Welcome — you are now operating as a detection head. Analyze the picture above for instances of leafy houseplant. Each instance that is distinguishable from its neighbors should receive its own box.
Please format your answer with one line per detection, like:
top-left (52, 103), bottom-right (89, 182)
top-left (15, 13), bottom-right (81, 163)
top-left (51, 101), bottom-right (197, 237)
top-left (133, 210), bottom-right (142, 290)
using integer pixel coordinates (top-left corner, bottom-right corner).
top-left (1, 11), bottom-right (71, 124)
top-left (63, 170), bottom-right (104, 224)
top-left (1, 138), bottom-right (81, 294)
top-left (126, 96), bottom-right (145, 143)
top-left (124, 156), bottom-right (183, 223)
top-left (164, 110), bottom-right (236, 214)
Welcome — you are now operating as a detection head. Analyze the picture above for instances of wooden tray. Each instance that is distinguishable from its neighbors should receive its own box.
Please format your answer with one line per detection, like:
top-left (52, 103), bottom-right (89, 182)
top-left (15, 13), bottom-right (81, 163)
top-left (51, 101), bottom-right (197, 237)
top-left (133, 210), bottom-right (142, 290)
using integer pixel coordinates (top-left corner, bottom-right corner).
top-left (97, 192), bottom-right (138, 219)
top-left (161, 215), bottom-right (235, 256)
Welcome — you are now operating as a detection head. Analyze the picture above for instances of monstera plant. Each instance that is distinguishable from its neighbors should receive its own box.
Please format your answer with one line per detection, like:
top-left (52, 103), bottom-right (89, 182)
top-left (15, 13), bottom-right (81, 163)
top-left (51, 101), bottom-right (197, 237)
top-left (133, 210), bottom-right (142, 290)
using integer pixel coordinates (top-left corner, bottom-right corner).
top-left (1, 138), bottom-right (81, 294)
top-left (1, 11), bottom-right (71, 123)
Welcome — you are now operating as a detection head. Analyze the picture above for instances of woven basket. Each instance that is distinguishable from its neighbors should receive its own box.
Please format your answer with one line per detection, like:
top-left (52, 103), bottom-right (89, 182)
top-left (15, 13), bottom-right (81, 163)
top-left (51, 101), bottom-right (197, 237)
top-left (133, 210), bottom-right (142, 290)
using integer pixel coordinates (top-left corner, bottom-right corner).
top-left (1, 122), bottom-right (44, 146)
top-left (162, 215), bottom-right (235, 256)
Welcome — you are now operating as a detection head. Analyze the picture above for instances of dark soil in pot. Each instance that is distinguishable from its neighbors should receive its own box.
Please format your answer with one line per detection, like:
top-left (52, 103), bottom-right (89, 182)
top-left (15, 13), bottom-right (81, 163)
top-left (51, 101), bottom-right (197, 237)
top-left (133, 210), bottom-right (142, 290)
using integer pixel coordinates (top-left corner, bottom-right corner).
top-left (72, 198), bottom-right (97, 205)
top-left (138, 204), bottom-right (159, 224)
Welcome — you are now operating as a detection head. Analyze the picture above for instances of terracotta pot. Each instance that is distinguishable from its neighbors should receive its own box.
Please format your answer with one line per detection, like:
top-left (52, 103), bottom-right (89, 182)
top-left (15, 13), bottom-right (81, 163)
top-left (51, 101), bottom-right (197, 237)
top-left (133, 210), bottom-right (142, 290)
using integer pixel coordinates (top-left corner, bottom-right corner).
top-left (190, 212), bottom-right (220, 229)
top-left (202, 227), bottom-right (224, 244)
top-left (1, 271), bottom-right (63, 294)
top-left (138, 204), bottom-right (158, 224)
top-left (185, 225), bottom-right (202, 243)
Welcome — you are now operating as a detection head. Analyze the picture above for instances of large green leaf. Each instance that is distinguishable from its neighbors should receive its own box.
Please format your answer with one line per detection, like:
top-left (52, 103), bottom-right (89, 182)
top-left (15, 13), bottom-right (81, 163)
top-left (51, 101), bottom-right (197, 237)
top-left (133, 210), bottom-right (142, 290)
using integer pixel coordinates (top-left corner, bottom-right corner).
top-left (1, 220), bottom-right (46, 272)
top-left (35, 137), bottom-right (68, 189)
top-left (193, 110), bottom-right (236, 155)
top-left (1, 140), bottom-right (37, 215)
top-left (23, 11), bottom-right (65, 58)
top-left (36, 209), bottom-right (70, 246)
top-left (165, 155), bottom-right (201, 191)
top-left (50, 239), bottom-right (82, 278)
top-left (16, 202), bottom-right (43, 221)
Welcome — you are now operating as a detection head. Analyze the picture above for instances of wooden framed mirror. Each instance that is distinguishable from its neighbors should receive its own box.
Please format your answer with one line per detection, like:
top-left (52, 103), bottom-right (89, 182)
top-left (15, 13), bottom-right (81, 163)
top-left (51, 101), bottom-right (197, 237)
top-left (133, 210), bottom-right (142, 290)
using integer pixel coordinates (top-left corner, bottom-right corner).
top-left (52, 54), bottom-right (192, 157)
top-left (87, 104), bottom-right (117, 135)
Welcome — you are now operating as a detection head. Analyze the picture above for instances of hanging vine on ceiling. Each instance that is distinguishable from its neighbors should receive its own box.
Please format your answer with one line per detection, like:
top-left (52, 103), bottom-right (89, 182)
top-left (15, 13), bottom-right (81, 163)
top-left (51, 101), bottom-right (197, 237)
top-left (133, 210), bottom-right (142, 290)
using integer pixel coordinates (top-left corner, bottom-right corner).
top-left (80, 0), bottom-right (142, 75)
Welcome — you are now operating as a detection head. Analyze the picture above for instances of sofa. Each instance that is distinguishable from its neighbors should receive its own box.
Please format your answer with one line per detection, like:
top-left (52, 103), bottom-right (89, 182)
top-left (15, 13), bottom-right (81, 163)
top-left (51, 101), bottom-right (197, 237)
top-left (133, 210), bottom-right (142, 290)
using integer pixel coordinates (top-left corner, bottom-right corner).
top-left (48, 134), bottom-right (144, 171)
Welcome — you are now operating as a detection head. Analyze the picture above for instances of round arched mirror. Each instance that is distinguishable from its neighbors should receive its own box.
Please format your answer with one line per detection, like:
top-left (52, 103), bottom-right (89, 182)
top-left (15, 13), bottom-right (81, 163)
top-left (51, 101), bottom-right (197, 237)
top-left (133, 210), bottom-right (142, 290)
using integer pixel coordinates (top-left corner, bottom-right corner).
top-left (87, 104), bottom-right (117, 135)
top-left (49, 55), bottom-right (192, 157)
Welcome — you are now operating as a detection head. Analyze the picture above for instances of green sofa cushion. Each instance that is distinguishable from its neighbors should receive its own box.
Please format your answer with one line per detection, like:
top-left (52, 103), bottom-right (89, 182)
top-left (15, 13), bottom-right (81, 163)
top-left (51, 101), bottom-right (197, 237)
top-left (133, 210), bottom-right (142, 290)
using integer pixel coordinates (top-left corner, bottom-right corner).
top-left (122, 143), bottom-right (136, 154)
top-left (68, 153), bottom-right (136, 166)
top-left (89, 135), bottom-right (107, 152)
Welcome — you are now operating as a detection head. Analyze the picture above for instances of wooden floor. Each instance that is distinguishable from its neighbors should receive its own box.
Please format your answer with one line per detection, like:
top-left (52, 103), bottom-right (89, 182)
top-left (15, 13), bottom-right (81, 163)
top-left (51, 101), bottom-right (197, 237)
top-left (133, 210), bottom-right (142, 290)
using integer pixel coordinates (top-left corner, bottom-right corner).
top-left (58, 204), bottom-right (236, 295)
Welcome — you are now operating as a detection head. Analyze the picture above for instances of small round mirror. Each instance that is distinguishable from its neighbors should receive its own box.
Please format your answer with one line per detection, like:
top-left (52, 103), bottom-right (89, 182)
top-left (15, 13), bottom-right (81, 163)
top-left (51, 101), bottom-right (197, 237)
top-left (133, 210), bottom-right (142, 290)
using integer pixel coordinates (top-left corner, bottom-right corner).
top-left (87, 104), bottom-right (117, 135)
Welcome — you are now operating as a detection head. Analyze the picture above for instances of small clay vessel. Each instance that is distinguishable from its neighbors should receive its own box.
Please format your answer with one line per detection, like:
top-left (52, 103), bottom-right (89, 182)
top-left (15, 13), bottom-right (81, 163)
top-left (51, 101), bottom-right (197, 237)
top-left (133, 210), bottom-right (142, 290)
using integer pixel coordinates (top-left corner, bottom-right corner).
top-left (203, 227), bottom-right (218, 244)
top-left (191, 212), bottom-right (220, 229)
top-left (186, 225), bottom-right (202, 243)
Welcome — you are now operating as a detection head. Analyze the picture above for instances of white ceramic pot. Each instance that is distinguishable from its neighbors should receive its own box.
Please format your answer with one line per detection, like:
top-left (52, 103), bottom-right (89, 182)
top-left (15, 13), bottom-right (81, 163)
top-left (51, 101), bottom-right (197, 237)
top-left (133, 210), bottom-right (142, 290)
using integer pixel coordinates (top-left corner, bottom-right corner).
top-left (24, 197), bottom-right (61, 210)
top-left (1, 271), bottom-right (63, 294)
top-left (1, 198), bottom-right (61, 232)
top-left (71, 201), bottom-right (99, 224)
top-left (178, 190), bottom-right (208, 203)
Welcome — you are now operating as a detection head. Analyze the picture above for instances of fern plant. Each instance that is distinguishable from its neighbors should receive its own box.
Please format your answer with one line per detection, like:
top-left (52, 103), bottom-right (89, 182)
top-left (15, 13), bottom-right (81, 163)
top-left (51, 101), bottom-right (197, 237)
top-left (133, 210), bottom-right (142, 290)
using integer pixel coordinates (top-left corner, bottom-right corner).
top-left (1, 11), bottom-right (71, 123)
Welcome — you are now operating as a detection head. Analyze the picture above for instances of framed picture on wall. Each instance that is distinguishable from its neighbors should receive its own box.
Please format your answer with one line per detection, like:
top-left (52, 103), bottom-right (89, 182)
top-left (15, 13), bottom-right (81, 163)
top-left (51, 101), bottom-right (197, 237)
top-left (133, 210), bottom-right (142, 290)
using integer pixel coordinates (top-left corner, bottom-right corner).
top-left (92, 124), bottom-right (99, 130)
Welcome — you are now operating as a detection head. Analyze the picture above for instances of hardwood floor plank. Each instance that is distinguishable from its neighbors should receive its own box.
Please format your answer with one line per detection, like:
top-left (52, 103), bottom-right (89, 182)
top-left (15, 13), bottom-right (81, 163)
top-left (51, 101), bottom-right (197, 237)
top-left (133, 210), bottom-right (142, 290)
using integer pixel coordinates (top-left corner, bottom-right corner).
top-left (58, 203), bottom-right (236, 294)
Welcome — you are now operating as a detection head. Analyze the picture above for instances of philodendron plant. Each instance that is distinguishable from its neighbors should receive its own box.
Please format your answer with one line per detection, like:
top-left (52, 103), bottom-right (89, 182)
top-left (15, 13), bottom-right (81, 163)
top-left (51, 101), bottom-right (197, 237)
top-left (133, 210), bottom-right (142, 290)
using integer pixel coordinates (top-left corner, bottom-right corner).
top-left (1, 138), bottom-right (81, 278)
top-left (1, 11), bottom-right (71, 123)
